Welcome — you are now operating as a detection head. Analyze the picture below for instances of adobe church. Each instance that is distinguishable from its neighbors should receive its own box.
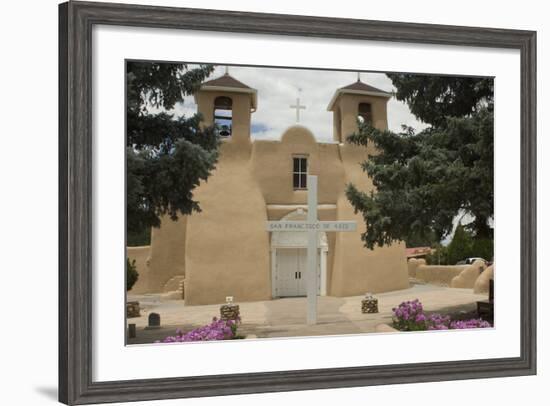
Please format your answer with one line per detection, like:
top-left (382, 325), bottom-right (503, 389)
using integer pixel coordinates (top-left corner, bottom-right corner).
top-left (128, 72), bottom-right (410, 305)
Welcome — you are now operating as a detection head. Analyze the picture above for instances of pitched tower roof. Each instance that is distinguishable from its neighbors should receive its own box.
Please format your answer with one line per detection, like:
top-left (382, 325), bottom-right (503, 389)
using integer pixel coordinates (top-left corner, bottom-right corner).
top-left (197, 73), bottom-right (258, 110)
top-left (201, 74), bottom-right (254, 89)
top-left (327, 79), bottom-right (392, 111)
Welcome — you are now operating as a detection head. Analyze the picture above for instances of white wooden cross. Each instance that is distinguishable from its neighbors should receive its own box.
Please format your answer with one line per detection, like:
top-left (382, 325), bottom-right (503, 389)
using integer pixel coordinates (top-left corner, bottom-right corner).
top-left (266, 175), bottom-right (357, 325)
top-left (290, 96), bottom-right (306, 123)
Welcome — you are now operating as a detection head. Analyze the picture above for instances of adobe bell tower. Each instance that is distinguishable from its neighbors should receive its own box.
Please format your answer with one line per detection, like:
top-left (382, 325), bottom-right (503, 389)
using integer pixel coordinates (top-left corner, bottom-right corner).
top-left (194, 72), bottom-right (257, 144)
top-left (327, 78), bottom-right (392, 143)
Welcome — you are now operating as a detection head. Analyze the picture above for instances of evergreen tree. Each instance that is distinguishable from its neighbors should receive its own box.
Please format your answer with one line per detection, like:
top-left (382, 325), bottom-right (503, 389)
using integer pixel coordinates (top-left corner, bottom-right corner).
top-left (126, 62), bottom-right (218, 234)
top-left (346, 75), bottom-right (493, 249)
top-left (446, 225), bottom-right (474, 265)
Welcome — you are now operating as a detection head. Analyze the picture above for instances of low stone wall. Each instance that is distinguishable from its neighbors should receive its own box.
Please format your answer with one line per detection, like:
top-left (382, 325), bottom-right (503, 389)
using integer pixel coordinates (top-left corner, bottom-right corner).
top-left (414, 264), bottom-right (469, 286)
top-left (474, 264), bottom-right (494, 294)
top-left (127, 246), bottom-right (151, 294)
top-left (450, 260), bottom-right (486, 289)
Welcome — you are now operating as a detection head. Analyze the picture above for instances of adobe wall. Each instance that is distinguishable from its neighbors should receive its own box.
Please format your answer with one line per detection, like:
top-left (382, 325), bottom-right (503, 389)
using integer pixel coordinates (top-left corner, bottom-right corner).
top-left (415, 264), bottom-right (469, 286)
top-left (335, 93), bottom-right (389, 144)
top-left (127, 246), bottom-right (151, 294)
top-left (195, 91), bottom-right (252, 145)
top-left (147, 215), bottom-right (187, 293)
top-left (407, 258), bottom-right (426, 278)
top-left (330, 143), bottom-right (409, 296)
top-left (450, 259), bottom-right (487, 289)
top-left (473, 264), bottom-right (494, 294)
top-left (253, 126), bottom-right (409, 297)
top-left (330, 93), bottom-right (408, 296)
top-left (183, 139), bottom-right (271, 305)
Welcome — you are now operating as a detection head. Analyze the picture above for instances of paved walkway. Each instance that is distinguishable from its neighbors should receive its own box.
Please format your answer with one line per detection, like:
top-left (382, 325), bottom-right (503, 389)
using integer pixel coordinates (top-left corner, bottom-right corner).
top-left (127, 283), bottom-right (487, 344)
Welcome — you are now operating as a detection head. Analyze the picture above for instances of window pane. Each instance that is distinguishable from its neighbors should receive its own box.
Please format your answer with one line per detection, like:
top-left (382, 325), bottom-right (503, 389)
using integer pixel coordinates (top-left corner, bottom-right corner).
top-left (293, 158), bottom-right (300, 172)
top-left (300, 158), bottom-right (307, 172)
top-left (300, 174), bottom-right (307, 188)
top-left (293, 173), bottom-right (300, 188)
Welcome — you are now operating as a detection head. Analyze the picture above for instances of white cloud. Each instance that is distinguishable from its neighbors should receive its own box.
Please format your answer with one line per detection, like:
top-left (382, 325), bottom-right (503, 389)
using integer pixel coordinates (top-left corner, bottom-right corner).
top-left (166, 64), bottom-right (428, 141)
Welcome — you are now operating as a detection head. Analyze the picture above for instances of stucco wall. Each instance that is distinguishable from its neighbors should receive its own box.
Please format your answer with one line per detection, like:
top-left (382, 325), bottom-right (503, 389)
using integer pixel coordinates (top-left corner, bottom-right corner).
top-left (195, 90), bottom-right (252, 145)
top-left (408, 258), bottom-right (426, 278)
top-left (330, 93), bottom-right (408, 296)
top-left (473, 264), bottom-right (494, 294)
top-left (147, 216), bottom-right (186, 292)
top-left (334, 93), bottom-right (389, 144)
top-left (253, 125), bottom-right (409, 297)
top-left (127, 246), bottom-right (151, 294)
top-left (415, 264), bottom-right (469, 286)
top-left (450, 259), bottom-right (487, 289)
top-left (251, 127), bottom-right (346, 205)
top-left (184, 140), bottom-right (271, 305)
top-left (411, 260), bottom-right (488, 290)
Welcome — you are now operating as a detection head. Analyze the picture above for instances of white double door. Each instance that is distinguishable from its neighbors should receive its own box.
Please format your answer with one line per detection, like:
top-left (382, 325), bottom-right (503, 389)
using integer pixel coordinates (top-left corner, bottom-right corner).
top-left (276, 248), bottom-right (320, 297)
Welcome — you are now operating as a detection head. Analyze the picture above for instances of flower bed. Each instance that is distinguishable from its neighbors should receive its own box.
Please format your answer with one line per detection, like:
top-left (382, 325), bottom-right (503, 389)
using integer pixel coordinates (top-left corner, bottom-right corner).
top-left (156, 317), bottom-right (242, 343)
top-left (392, 299), bottom-right (491, 331)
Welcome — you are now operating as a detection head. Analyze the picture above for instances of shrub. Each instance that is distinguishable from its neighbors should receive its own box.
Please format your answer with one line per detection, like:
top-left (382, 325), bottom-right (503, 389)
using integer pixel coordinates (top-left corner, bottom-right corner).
top-left (392, 299), bottom-right (491, 331)
top-left (391, 299), bottom-right (427, 331)
top-left (126, 258), bottom-right (139, 291)
top-left (156, 317), bottom-right (242, 343)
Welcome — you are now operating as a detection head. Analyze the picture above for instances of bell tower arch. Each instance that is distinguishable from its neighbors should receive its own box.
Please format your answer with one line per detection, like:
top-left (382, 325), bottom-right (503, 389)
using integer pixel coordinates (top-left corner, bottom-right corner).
top-left (327, 78), bottom-right (392, 143)
top-left (194, 72), bottom-right (257, 144)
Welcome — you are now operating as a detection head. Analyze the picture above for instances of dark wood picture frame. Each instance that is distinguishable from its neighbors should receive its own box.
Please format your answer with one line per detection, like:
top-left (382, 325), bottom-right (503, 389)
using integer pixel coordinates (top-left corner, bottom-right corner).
top-left (59, 1), bottom-right (537, 404)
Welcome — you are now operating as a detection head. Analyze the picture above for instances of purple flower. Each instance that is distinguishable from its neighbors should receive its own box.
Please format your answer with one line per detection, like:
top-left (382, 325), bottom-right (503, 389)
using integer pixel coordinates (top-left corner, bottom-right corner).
top-left (391, 299), bottom-right (491, 332)
top-left (450, 318), bottom-right (492, 329)
top-left (157, 317), bottom-right (241, 343)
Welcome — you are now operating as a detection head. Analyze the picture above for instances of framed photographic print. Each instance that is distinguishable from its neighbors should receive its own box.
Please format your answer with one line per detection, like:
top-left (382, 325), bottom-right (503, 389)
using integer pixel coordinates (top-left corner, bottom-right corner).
top-left (59, 1), bottom-right (536, 404)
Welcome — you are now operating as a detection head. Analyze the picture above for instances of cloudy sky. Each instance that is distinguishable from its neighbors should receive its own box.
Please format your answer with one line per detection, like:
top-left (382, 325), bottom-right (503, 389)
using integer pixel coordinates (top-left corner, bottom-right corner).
top-left (168, 64), bottom-right (428, 142)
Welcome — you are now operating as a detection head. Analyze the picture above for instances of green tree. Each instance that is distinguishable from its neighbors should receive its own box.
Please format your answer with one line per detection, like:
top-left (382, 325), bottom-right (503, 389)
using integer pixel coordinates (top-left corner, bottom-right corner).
top-left (426, 243), bottom-right (449, 265)
top-left (404, 229), bottom-right (439, 249)
top-left (126, 62), bottom-right (218, 234)
top-left (471, 238), bottom-right (494, 263)
top-left (346, 75), bottom-right (493, 249)
top-left (446, 225), bottom-right (474, 265)
top-left (126, 227), bottom-right (151, 247)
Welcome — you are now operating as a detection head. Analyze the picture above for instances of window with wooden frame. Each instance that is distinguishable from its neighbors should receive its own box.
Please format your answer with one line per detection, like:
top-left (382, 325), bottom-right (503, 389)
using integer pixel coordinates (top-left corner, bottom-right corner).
top-left (292, 155), bottom-right (308, 190)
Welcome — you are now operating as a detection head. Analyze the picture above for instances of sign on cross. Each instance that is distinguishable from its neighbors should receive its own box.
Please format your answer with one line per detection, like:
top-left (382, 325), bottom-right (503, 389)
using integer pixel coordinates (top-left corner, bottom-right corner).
top-left (266, 175), bottom-right (357, 325)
